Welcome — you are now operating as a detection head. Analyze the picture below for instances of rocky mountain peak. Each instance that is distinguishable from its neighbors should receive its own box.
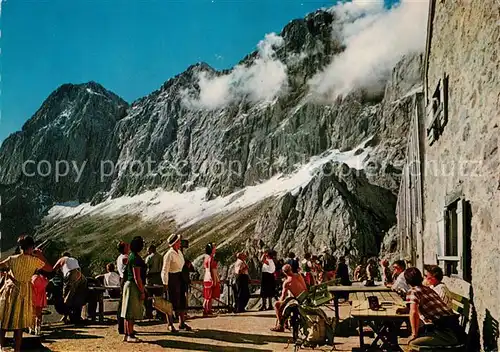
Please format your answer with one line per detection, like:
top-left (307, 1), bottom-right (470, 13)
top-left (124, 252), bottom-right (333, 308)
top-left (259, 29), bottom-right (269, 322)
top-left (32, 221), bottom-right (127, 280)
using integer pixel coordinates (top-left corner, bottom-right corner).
top-left (21, 81), bottom-right (128, 135)
top-left (1, 5), bottom-right (424, 266)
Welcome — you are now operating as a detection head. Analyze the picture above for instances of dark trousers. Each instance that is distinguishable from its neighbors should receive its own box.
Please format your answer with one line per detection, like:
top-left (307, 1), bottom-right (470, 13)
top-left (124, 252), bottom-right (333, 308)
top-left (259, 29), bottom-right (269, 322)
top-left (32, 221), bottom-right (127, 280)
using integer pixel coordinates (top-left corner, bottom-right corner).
top-left (235, 274), bottom-right (250, 313)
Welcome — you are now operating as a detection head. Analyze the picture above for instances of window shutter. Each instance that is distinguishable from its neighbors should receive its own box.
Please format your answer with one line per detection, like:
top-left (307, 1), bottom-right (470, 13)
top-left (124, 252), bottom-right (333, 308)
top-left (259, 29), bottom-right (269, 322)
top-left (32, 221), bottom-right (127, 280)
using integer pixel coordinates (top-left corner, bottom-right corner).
top-left (436, 210), bottom-right (446, 267)
top-left (440, 74), bottom-right (448, 127)
top-left (456, 199), bottom-right (466, 278)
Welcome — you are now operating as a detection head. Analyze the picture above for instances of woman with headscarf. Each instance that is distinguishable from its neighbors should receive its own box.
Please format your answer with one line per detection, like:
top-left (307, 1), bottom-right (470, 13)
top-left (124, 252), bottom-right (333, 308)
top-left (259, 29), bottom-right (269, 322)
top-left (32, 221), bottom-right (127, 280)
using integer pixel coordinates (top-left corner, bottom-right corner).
top-left (202, 243), bottom-right (220, 316)
top-left (121, 236), bottom-right (146, 343)
top-left (0, 235), bottom-right (53, 352)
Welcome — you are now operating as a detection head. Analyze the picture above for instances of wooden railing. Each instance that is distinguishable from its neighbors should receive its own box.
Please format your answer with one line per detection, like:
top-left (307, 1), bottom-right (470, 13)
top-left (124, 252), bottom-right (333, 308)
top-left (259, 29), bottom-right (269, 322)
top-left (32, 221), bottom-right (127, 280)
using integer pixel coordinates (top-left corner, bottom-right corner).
top-left (86, 279), bottom-right (262, 318)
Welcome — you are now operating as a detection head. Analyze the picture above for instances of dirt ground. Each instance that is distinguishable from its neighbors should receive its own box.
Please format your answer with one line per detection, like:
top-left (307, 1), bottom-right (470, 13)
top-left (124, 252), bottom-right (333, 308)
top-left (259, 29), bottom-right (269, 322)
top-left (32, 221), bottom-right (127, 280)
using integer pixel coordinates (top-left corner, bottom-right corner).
top-left (2, 304), bottom-right (409, 351)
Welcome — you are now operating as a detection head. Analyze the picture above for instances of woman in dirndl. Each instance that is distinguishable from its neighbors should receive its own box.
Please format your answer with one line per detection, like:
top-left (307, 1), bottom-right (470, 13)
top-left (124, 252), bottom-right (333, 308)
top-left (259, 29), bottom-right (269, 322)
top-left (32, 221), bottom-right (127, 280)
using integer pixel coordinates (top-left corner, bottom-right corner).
top-left (259, 250), bottom-right (276, 311)
top-left (0, 235), bottom-right (53, 352)
top-left (121, 236), bottom-right (147, 343)
top-left (202, 243), bottom-right (220, 316)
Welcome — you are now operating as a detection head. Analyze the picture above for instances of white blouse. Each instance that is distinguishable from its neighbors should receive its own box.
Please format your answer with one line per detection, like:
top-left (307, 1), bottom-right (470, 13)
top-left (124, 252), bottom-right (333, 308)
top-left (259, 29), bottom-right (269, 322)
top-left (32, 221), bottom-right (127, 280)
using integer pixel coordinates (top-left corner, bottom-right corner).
top-left (262, 259), bottom-right (276, 274)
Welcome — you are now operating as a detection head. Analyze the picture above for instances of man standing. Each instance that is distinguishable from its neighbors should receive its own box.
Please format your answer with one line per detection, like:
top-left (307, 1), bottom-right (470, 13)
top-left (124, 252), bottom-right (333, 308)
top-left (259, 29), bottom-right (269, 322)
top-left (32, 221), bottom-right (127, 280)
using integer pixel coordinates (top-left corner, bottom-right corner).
top-left (286, 252), bottom-right (300, 274)
top-left (145, 245), bottom-right (164, 320)
top-left (271, 264), bottom-right (308, 332)
top-left (161, 234), bottom-right (191, 331)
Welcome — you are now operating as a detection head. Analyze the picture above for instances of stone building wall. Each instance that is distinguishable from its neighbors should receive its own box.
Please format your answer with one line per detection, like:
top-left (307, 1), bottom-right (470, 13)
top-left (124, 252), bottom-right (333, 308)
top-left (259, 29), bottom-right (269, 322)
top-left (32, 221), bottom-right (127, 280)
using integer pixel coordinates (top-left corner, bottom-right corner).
top-left (422, 0), bottom-right (500, 349)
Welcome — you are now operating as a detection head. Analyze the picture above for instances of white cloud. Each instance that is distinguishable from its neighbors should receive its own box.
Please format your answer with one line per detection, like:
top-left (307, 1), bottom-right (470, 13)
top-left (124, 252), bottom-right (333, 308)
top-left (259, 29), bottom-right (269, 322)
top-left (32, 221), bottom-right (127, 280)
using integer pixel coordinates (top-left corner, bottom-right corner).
top-left (182, 33), bottom-right (288, 110)
top-left (309, 0), bottom-right (429, 101)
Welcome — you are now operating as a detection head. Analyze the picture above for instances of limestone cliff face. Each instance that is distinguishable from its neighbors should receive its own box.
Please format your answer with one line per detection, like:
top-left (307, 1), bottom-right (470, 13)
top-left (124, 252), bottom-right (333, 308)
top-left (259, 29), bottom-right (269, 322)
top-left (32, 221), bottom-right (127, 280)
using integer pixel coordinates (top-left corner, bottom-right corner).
top-left (0, 82), bottom-right (128, 201)
top-left (0, 9), bottom-right (422, 262)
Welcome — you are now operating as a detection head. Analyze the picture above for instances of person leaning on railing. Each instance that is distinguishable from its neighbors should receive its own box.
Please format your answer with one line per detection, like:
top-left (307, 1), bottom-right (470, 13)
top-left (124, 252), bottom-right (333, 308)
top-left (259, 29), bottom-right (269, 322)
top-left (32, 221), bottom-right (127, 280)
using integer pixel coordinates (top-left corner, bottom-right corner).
top-left (144, 245), bottom-right (165, 320)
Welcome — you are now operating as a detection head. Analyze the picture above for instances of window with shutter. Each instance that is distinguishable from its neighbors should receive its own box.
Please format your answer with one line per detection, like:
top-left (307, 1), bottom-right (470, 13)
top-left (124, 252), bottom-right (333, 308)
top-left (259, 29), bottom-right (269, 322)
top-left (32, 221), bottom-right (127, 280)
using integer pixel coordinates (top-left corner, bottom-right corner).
top-left (436, 198), bottom-right (472, 281)
top-left (426, 73), bottom-right (449, 145)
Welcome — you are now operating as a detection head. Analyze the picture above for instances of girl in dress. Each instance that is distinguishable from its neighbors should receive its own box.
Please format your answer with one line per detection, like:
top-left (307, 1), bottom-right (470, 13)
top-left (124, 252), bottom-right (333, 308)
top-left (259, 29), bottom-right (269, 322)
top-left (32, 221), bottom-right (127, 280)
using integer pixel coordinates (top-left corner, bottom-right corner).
top-left (203, 243), bottom-right (220, 316)
top-left (31, 269), bottom-right (49, 335)
top-left (0, 235), bottom-right (53, 352)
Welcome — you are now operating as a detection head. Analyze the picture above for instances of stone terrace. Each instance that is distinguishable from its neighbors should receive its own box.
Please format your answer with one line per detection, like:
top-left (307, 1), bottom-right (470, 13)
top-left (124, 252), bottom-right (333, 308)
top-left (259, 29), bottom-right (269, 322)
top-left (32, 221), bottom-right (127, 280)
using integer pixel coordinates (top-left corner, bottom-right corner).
top-left (3, 304), bottom-right (410, 352)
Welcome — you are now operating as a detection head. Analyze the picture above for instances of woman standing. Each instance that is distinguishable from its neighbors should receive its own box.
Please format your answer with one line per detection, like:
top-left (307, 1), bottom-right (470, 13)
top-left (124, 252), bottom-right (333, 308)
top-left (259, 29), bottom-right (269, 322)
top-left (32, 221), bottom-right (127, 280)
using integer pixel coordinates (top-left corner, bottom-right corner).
top-left (234, 252), bottom-right (250, 313)
top-left (301, 253), bottom-right (314, 287)
top-left (161, 234), bottom-right (191, 331)
top-left (121, 236), bottom-right (146, 343)
top-left (202, 243), bottom-right (220, 316)
top-left (0, 236), bottom-right (53, 352)
top-left (259, 250), bottom-right (276, 311)
top-left (116, 241), bottom-right (129, 335)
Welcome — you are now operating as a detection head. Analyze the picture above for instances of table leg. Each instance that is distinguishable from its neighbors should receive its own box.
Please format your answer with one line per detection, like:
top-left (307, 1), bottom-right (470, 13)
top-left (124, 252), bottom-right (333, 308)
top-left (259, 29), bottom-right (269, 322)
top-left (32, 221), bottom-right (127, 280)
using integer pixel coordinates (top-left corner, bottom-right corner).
top-left (358, 320), bottom-right (365, 351)
top-left (370, 321), bottom-right (404, 352)
top-left (98, 295), bottom-right (104, 322)
top-left (334, 294), bottom-right (340, 322)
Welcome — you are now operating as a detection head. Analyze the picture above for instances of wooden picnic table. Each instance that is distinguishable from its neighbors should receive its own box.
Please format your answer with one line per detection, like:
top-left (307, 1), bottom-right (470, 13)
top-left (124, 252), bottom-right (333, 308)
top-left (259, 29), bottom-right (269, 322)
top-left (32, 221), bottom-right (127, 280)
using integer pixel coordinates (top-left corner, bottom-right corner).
top-left (328, 282), bottom-right (391, 321)
top-left (350, 291), bottom-right (409, 351)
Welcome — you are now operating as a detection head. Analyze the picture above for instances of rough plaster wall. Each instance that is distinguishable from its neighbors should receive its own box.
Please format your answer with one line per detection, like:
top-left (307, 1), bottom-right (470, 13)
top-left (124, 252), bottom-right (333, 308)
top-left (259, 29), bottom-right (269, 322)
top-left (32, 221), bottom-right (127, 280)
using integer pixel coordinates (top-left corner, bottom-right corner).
top-left (422, 0), bottom-right (500, 349)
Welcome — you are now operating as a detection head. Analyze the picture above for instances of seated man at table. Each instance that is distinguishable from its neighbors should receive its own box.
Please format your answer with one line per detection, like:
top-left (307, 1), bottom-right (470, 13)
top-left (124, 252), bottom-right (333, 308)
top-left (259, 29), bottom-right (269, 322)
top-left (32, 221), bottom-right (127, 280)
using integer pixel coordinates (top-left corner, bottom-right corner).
top-left (271, 264), bottom-right (307, 332)
top-left (96, 263), bottom-right (121, 298)
top-left (387, 260), bottom-right (410, 294)
top-left (403, 267), bottom-right (464, 351)
top-left (424, 265), bottom-right (452, 309)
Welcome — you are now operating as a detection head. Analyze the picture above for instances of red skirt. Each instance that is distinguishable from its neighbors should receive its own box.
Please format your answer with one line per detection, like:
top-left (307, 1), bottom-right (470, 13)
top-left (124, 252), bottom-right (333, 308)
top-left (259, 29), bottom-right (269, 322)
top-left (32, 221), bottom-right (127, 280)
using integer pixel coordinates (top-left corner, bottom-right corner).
top-left (203, 281), bottom-right (221, 300)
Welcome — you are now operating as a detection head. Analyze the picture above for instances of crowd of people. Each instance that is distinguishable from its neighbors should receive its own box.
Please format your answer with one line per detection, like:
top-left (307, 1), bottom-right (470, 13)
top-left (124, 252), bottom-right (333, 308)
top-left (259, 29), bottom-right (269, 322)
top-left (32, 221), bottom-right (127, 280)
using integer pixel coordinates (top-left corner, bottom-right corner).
top-left (230, 248), bottom-right (350, 332)
top-left (0, 234), bottom-right (462, 350)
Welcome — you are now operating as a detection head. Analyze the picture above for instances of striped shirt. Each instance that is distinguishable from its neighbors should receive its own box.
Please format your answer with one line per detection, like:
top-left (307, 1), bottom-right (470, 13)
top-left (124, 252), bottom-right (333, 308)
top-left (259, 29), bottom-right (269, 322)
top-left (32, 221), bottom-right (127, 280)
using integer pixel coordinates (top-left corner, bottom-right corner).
top-left (406, 285), bottom-right (453, 322)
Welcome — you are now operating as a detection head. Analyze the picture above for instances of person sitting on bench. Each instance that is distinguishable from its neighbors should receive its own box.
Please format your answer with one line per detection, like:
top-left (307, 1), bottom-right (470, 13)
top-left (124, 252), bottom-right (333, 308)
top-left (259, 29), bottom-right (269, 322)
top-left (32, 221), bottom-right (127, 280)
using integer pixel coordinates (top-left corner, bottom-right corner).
top-left (95, 263), bottom-right (121, 298)
top-left (402, 267), bottom-right (464, 351)
top-left (271, 264), bottom-right (307, 332)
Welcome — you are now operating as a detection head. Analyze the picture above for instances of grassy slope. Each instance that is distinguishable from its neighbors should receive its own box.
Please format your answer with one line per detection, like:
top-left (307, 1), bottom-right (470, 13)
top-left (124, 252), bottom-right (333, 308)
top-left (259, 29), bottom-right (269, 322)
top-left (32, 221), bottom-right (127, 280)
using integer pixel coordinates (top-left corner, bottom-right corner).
top-left (35, 199), bottom-right (273, 277)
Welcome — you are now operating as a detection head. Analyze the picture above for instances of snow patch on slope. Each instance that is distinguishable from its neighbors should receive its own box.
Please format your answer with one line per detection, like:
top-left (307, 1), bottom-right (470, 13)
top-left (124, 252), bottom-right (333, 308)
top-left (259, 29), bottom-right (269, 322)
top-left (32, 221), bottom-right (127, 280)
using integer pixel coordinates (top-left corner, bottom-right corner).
top-left (47, 139), bottom-right (372, 228)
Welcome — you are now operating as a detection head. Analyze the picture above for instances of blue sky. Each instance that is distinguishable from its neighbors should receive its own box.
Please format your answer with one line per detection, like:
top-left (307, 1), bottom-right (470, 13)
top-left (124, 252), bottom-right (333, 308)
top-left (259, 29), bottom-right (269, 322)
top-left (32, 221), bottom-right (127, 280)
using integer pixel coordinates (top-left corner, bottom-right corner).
top-left (0, 0), bottom-right (396, 143)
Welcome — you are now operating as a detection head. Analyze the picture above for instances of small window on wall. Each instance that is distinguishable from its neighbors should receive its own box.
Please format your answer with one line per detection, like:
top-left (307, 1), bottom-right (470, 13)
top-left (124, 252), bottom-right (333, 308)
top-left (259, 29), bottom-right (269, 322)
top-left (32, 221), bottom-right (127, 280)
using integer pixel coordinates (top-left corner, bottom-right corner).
top-left (436, 198), bottom-right (472, 282)
top-left (426, 74), bottom-right (449, 145)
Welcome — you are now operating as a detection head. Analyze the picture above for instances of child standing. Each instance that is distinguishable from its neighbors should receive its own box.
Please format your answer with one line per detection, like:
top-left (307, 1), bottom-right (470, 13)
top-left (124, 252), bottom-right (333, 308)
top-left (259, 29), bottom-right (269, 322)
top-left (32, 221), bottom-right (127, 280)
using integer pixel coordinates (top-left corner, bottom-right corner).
top-left (31, 270), bottom-right (49, 336)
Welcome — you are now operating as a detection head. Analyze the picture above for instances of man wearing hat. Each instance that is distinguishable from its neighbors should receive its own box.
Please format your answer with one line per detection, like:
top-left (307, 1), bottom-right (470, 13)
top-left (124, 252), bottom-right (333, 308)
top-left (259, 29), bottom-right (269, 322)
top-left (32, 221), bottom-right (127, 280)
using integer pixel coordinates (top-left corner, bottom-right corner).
top-left (161, 234), bottom-right (191, 331)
